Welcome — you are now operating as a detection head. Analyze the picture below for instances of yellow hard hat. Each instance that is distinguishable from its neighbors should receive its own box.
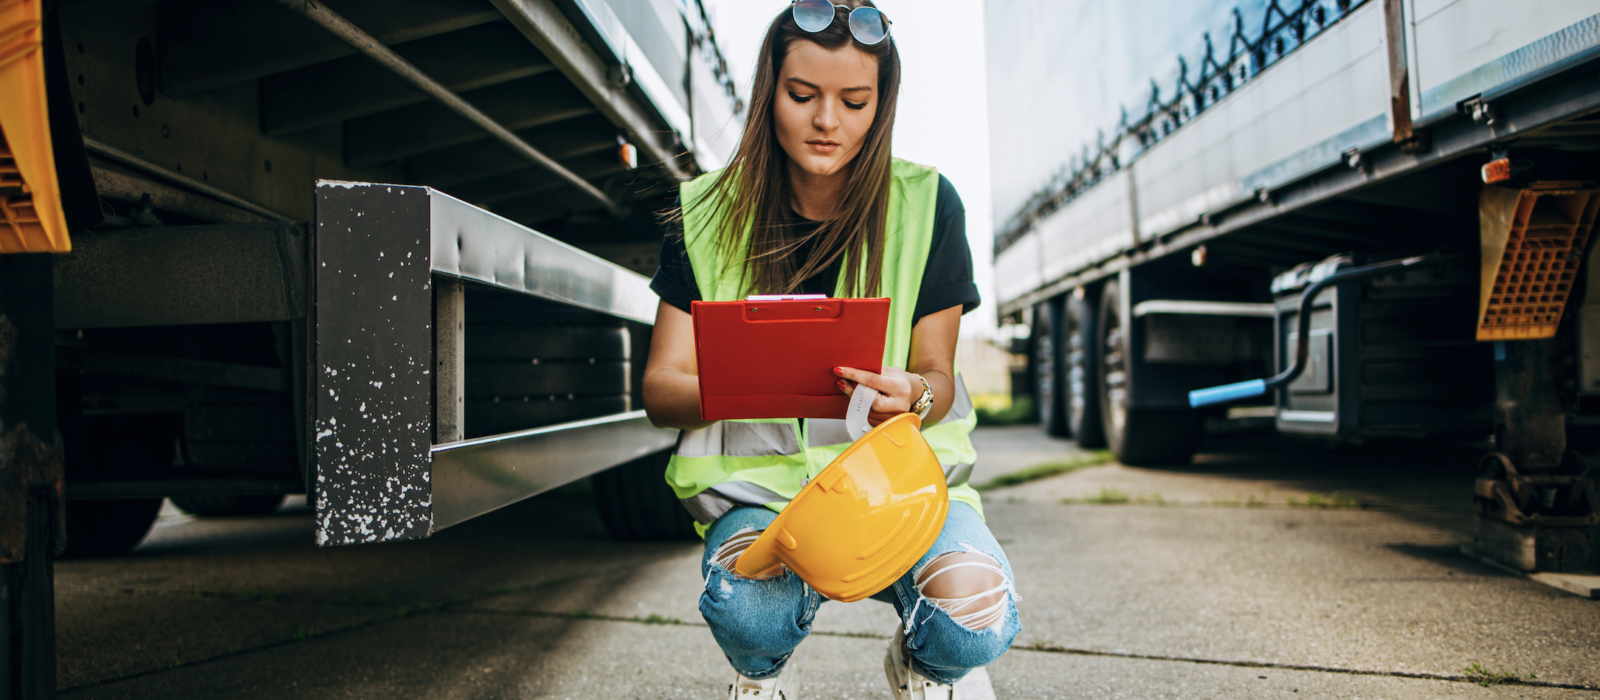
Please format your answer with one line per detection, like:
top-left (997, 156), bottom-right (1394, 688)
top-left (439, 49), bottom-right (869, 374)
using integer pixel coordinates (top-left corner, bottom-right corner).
top-left (735, 387), bottom-right (949, 602)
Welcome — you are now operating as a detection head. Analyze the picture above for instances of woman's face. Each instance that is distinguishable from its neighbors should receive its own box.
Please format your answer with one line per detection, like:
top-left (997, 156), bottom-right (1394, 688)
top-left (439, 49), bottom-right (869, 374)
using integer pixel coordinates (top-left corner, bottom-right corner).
top-left (773, 40), bottom-right (880, 178)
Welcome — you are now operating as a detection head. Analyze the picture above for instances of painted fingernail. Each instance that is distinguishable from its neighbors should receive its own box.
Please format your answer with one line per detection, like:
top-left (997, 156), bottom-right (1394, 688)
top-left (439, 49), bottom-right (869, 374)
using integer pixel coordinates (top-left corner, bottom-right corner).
top-left (833, 367), bottom-right (844, 375)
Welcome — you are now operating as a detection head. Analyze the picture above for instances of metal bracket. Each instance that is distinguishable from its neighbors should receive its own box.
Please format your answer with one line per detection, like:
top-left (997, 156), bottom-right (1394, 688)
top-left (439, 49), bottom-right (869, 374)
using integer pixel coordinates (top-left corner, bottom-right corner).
top-left (1474, 451), bottom-right (1599, 527)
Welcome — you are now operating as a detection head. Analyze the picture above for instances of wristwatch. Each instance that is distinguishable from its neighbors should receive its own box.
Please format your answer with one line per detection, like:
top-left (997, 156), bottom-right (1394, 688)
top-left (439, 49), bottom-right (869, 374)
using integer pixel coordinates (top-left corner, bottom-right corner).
top-left (910, 374), bottom-right (934, 419)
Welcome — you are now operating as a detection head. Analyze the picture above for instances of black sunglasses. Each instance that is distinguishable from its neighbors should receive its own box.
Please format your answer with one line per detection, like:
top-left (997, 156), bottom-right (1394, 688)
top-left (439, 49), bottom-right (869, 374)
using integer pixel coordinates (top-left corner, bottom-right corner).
top-left (790, 0), bottom-right (892, 46)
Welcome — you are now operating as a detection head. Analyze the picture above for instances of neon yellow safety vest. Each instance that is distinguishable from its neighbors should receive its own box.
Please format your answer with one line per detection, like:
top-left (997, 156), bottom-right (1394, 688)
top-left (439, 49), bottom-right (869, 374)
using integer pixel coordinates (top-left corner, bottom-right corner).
top-left (666, 158), bottom-right (982, 536)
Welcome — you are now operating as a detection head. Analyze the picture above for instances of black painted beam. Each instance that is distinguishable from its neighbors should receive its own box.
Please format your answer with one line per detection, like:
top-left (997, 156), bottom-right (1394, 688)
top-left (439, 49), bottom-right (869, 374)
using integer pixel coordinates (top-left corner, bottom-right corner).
top-left (405, 116), bottom-right (619, 189)
top-left (261, 23), bottom-right (555, 136)
top-left (158, 0), bottom-right (500, 97)
top-left (446, 156), bottom-right (626, 206)
top-left (343, 73), bottom-right (593, 166)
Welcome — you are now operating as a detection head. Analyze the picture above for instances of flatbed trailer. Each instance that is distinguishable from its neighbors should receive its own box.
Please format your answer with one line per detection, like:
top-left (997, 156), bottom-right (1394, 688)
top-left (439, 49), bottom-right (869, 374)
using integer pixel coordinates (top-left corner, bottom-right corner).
top-left (0, 0), bottom-right (745, 695)
top-left (987, 0), bottom-right (1600, 572)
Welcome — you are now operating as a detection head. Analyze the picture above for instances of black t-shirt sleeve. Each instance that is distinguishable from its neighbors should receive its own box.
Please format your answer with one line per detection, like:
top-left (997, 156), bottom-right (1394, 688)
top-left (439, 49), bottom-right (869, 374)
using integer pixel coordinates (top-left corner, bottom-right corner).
top-left (649, 204), bottom-right (701, 315)
top-left (912, 175), bottom-right (982, 325)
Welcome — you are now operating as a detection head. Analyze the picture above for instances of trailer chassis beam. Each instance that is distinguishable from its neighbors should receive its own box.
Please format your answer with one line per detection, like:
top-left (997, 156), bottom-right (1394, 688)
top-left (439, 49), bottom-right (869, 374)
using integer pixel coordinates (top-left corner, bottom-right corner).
top-left (312, 181), bottom-right (671, 547)
top-left (273, 0), bottom-right (622, 217)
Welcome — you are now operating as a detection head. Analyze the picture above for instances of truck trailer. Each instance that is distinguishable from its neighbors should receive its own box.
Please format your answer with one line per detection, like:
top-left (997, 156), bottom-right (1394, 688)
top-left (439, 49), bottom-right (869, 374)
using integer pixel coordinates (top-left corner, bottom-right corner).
top-left (0, 0), bottom-right (746, 695)
top-left (986, 0), bottom-right (1599, 574)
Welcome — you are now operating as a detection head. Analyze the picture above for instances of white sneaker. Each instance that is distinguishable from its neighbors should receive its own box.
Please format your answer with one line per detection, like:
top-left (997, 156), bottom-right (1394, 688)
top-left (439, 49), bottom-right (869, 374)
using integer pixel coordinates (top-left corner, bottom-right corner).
top-left (727, 665), bottom-right (794, 699)
top-left (884, 627), bottom-right (955, 700)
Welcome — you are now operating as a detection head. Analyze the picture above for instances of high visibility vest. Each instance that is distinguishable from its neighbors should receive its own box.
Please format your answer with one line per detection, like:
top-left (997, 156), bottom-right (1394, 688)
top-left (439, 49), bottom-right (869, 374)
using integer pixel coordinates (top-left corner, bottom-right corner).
top-left (666, 158), bottom-right (982, 536)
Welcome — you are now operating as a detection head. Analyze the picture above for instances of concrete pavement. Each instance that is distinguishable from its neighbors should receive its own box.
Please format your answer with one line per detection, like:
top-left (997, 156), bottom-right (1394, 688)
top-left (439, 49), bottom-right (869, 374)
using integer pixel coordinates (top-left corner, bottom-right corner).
top-left (55, 427), bottom-right (1600, 698)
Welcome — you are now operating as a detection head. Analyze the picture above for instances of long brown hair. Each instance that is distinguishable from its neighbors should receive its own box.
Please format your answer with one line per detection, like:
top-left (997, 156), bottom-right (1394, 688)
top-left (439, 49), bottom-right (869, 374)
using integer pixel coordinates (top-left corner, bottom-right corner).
top-left (683, 0), bottom-right (901, 297)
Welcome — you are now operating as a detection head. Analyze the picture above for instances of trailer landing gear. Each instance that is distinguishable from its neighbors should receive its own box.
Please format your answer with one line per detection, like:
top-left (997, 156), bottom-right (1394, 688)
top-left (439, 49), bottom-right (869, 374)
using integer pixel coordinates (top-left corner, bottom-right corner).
top-left (1468, 339), bottom-right (1599, 577)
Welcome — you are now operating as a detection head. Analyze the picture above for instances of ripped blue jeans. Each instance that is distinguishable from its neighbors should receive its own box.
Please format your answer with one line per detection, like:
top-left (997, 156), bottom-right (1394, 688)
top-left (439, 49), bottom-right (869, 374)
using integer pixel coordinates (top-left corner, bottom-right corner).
top-left (699, 502), bottom-right (1020, 685)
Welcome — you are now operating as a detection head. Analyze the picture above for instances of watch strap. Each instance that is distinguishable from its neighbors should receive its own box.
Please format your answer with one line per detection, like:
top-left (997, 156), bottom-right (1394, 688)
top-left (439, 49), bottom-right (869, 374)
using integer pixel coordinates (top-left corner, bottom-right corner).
top-left (913, 374), bottom-right (934, 419)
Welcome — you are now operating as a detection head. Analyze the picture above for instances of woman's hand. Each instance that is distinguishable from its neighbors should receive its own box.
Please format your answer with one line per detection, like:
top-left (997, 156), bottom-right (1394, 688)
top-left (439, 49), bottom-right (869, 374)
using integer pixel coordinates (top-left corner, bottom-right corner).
top-left (833, 366), bottom-right (923, 427)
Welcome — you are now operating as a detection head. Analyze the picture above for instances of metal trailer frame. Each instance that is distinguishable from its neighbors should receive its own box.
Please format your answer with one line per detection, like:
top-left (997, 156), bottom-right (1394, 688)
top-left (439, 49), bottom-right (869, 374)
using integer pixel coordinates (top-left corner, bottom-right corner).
top-left (311, 181), bottom-right (676, 547)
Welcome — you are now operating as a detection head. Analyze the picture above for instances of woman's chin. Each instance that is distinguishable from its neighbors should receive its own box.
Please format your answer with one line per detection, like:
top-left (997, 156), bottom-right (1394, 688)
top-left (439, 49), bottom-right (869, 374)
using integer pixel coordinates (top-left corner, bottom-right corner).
top-left (789, 156), bottom-right (850, 179)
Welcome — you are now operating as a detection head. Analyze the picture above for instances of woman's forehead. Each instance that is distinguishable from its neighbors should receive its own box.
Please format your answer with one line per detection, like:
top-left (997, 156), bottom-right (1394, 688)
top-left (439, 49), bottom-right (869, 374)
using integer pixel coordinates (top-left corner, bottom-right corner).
top-left (780, 41), bottom-right (878, 89)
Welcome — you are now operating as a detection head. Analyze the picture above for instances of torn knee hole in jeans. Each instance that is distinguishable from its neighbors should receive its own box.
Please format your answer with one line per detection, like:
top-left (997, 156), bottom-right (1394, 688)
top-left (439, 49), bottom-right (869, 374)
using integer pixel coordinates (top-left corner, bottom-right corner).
top-left (711, 527), bottom-right (787, 581)
top-left (912, 551), bottom-right (1011, 632)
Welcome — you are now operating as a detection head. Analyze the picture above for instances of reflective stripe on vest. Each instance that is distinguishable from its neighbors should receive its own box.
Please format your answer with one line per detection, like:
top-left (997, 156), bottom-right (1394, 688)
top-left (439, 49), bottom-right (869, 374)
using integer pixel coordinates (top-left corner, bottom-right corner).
top-left (665, 159), bottom-right (983, 531)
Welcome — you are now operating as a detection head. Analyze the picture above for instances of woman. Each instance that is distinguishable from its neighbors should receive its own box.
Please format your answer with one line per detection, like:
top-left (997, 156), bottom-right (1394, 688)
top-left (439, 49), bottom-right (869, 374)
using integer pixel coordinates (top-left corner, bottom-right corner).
top-left (643, 2), bottom-right (1019, 697)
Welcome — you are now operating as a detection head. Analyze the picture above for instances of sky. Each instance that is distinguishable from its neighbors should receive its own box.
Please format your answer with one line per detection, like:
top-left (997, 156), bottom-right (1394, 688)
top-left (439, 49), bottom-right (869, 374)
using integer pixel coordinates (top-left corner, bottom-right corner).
top-left (699, 0), bottom-right (1001, 338)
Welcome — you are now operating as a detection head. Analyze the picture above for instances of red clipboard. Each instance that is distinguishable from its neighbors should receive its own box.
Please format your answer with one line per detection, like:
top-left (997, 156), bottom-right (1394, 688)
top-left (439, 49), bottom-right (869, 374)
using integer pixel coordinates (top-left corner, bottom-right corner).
top-left (693, 296), bottom-right (890, 421)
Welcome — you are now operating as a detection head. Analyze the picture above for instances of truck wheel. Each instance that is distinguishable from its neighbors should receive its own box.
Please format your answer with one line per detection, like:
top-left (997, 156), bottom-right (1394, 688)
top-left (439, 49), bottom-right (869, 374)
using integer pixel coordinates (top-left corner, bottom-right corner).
top-left (169, 494), bottom-right (285, 517)
top-left (590, 450), bottom-right (698, 541)
top-left (59, 498), bottom-right (162, 558)
top-left (1065, 291), bottom-right (1106, 448)
top-left (1033, 299), bottom-right (1070, 437)
top-left (1097, 279), bottom-right (1203, 465)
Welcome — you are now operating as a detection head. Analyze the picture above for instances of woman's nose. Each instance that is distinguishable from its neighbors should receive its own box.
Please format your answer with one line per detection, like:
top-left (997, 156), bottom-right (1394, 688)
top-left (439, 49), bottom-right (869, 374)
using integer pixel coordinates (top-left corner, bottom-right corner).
top-left (813, 101), bottom-right (840, 131)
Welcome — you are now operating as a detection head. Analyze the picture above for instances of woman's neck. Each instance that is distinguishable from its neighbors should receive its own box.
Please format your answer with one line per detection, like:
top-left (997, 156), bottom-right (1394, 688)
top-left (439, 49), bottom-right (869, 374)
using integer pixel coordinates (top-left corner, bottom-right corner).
top-left (786, 160), bottom-right (848, 221)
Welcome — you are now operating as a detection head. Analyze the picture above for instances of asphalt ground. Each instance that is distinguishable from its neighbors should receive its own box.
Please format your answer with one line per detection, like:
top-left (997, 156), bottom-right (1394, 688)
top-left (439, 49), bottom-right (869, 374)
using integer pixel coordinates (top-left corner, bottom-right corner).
top-left (53, 426), bottom-right (1600, 699)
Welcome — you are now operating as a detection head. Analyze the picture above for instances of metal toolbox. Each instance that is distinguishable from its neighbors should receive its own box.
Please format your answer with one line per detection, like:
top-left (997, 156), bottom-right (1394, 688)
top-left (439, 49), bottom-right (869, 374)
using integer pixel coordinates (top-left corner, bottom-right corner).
top-left (1272, 254), bottom-right (1493, 441)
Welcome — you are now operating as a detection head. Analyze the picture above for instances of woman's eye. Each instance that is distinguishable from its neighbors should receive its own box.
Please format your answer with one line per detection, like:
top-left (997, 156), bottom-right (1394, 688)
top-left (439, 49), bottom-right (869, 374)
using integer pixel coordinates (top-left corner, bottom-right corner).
top-left (844, 100), bottom-right (867, 110)
top-left (788, 91), bottom-right (815, 103)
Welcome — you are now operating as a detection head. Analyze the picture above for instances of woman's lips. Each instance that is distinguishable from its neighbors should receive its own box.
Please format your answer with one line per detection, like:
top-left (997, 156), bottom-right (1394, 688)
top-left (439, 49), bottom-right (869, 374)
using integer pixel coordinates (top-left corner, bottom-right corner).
top-left (806, 141), bottom-right (840, 154)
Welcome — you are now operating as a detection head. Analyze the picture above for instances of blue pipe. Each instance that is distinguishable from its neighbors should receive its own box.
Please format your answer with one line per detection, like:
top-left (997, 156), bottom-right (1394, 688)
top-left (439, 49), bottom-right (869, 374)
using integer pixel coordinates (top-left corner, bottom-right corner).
top-left (1188, 380), bottom-right (1267, 407)
top-left (1187, 253), bottom-right (1443, 409)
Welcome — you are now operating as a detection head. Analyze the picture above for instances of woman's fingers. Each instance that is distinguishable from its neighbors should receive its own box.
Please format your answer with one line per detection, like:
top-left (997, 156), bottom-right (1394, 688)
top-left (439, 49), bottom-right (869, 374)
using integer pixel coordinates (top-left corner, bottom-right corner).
top-left (834, 366), bottom-right (897, 395)
top-left (836, 377), bottom-right (911, 414)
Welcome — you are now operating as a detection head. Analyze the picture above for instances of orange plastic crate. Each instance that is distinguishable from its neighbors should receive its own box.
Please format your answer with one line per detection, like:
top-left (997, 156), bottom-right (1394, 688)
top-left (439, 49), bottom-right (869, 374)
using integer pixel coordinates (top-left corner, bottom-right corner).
top-left (1476, 182), bottom-right (1600, 341)
top-left (0, 0), bottom-right (71, 253)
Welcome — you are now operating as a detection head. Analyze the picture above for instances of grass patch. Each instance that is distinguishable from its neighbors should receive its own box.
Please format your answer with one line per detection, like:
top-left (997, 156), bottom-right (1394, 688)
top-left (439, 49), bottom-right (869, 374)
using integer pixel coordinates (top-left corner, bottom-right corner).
top-left (974, 395), bottom-right (1035, 426)
top-left (1059, 488), bottom-right (1174, 506)
top-left (634, 614), bottom-right (681, 625)
top-left (1062, 487), bottom-right (1129, 504)
top-left (1287, 491), bottom-right (1361, 509)
top-left (1207, 494), bottom-right (1269, 508)
top-left (974, 451), bottom-right (1114, 491)
top-left (564, 608), bottom-right (601, 620)
top-left (1463, 662), bottom-right (1523, 687)
top-left (485, 585), bottom-right (514, 597)
top-left (292, 623), bottom-right (322, 641)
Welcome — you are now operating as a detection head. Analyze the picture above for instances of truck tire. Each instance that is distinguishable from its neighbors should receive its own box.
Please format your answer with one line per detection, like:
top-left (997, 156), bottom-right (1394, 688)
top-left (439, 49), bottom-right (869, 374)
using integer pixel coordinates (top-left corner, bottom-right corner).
top-left (170, 494), bottom-right (285, 517)
top-left (59, 498), bottom-right (162, 558)
top-left (591, 450), bottom-right (698, 541)
top-left (1065, 291), bottom-right (1107, 448)
top-left (1097, 279), bottom-right (1203, 465)
top-left (1033, 299), bottom-right (1070, 437)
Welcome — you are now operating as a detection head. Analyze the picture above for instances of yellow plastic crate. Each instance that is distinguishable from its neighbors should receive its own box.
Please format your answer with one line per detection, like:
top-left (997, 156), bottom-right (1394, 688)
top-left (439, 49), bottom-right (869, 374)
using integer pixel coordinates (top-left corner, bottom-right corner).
top-left (1476, 182), bottom-right (1600, 341)
top-left (0, 0), bottom-right (71, 253)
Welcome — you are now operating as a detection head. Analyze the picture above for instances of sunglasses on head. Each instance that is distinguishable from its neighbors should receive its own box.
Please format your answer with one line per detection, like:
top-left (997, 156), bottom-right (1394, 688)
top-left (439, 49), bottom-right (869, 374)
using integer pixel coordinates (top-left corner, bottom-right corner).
top-left (790, 0), bottom-right (892, 46)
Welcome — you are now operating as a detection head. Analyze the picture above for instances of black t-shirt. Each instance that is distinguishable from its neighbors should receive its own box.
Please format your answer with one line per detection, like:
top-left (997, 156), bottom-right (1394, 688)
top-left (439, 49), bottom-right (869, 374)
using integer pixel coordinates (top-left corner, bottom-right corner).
top-left (650, 174), bottom-right (980, 325)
